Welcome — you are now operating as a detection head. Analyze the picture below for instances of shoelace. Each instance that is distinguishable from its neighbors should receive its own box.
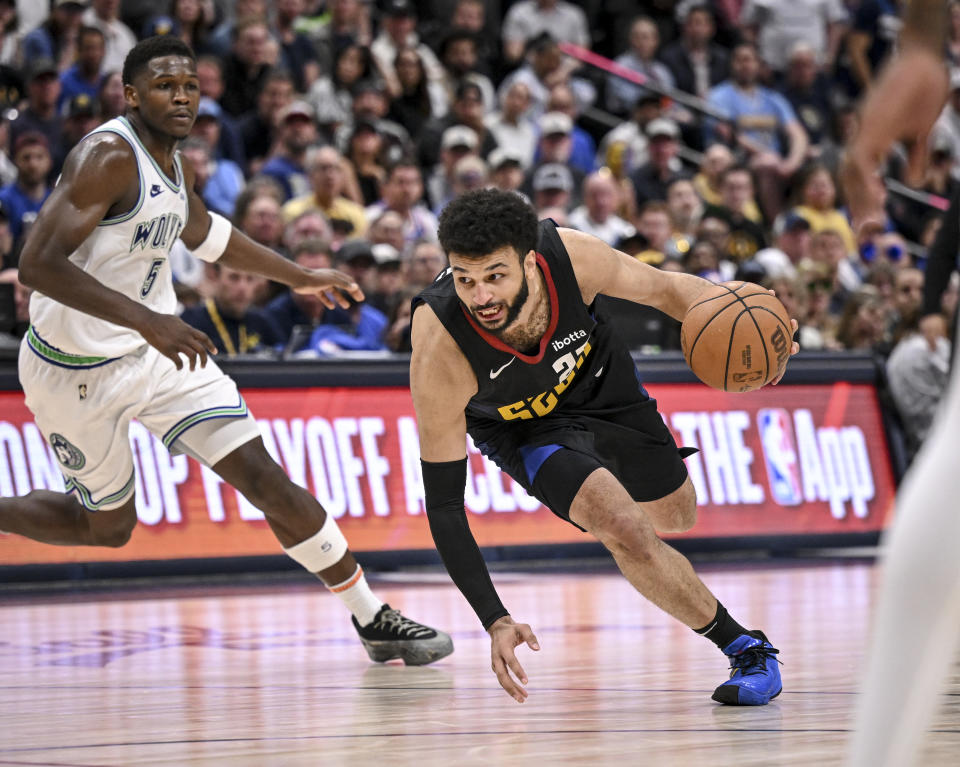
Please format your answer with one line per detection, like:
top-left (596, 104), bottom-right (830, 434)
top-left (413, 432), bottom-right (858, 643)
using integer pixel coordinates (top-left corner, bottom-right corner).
top-left (729, 643), bottom-right (782, 676)
top-left (372, 608), bottom-right (434, 638)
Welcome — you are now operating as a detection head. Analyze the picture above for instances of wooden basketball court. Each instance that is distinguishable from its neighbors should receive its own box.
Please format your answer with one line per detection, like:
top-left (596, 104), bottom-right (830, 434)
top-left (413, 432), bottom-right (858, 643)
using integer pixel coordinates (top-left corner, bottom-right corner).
top-left (1, 560), bottom-right (958, 766)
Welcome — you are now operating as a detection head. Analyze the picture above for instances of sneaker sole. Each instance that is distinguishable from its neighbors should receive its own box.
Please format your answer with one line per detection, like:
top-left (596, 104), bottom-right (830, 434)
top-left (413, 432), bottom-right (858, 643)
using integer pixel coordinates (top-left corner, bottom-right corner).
top-left (711, 684), bottom-right (782, 705)
top-left (359, 636), bottom-right (454, 666)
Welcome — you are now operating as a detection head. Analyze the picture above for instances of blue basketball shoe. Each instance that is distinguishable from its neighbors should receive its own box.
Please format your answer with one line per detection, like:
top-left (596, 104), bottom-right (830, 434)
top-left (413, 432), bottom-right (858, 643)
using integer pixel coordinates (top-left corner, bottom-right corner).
top-left (711, 630), bottom-right (782, 705)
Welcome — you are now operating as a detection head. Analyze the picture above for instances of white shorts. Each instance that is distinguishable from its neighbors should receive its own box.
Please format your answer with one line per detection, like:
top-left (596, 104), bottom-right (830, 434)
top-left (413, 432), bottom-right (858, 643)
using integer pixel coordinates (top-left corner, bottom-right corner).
top-left (19, 329), bottom-right (261, 511)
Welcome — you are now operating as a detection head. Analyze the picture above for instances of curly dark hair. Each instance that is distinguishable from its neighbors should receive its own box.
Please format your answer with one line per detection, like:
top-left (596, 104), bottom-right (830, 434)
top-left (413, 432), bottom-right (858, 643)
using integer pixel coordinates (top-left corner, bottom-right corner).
top-left (437, 189), bottom-right (538, 260)
top-left (122, 36), bottom-right (196, 85)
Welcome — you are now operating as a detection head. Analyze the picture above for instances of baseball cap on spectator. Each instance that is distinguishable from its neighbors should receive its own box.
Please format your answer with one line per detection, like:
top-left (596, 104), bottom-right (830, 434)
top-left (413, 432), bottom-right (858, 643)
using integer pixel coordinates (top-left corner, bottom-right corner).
top-left (533, 163), bottom-right (574, 193)
top-left (67, 93), bottom-right (99, 118)
top-left (279, 100), bottom-right (315, 123)
top-left (337, 239), bottom-right (377, 268)
top-left (488, 147), bottom-right (523, 171)
top-left (772, 209), bottom-right (812, 237)
top-left (13, 131), bottom-right (49, 156)
top-left (646, 118), bottom-right (680, 140)
top-left (383, 0), bottom-right (416, 17)
top-left (53, 0), bottom-right (87, 9)
top-left (441, 125), bottom-right (478, 152)
top-left (633, 91), bottom-right (662, 109)
top-left (354, 78), bottom-right (387, 98)
top-left (26, 58), bottom-right (57, 83)
top-left (196, 97), bottom-right (222, 120)
top-left (539, 111), bottom-right (573, 137)
top-left (372, 243), bottom-right (402, 267)
top-left (143, 15), bottom-right (179, 37)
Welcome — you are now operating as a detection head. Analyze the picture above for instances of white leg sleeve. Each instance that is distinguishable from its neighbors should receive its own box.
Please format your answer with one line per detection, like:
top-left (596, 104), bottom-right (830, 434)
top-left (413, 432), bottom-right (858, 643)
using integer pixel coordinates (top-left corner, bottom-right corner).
top-left (848, 371), bottom-right (960, 766)
top-left (282, 514), bottom-right (349, 573)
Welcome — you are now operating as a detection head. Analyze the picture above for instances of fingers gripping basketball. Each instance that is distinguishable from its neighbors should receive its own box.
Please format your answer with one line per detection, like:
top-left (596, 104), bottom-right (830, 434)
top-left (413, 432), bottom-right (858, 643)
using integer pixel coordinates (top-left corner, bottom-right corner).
top-left (681, 282), bottom-right (792, 392)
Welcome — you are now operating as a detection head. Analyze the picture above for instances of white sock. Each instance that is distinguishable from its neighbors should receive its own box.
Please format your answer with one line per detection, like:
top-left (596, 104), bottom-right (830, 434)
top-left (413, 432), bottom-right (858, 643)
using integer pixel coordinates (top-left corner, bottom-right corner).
top-left (327, 565), bottom-right (383, 626)
top-left (848, 371), bottom-right (960, 766)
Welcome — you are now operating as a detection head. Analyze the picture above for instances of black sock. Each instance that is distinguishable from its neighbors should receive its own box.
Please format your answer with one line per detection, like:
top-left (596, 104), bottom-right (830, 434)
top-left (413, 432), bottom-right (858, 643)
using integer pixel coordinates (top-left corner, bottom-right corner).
top-left (694, 601), bottom-right (748, 650)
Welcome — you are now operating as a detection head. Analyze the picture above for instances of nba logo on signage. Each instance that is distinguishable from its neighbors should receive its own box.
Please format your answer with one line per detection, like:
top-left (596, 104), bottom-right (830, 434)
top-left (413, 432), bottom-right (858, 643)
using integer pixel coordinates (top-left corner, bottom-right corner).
top-left (757, 408), bottom-right (803, 505)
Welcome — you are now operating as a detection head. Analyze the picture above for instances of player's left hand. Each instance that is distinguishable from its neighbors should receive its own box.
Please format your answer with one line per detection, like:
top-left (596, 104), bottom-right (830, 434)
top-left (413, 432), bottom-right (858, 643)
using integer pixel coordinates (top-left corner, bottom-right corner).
top-left (292, 268), bottom-right (364, 309)
top-left (488, 615), bottom-right (540, 703)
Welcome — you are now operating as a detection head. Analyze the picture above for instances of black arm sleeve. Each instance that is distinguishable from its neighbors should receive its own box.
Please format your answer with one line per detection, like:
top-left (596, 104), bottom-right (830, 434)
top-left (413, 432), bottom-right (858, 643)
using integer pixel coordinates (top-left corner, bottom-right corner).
top-left (422, 458), bottom-right (509, 630)
top-left (923, 185), bottom-right (960, 317)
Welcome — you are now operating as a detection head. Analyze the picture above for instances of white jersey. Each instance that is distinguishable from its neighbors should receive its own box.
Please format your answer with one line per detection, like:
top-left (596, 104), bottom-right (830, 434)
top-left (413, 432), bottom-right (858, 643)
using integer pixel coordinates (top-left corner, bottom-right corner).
top-left (28, 116), bottom-right (189, 362)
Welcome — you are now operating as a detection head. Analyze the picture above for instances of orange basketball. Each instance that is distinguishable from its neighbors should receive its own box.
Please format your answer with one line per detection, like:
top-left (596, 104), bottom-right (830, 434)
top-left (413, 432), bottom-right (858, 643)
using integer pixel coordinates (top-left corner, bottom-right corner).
top-left (681, 281), bottom-right (792, 392)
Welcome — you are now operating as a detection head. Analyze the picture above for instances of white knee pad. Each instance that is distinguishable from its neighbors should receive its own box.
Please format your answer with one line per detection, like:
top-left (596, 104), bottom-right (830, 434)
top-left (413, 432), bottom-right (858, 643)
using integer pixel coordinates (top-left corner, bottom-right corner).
top-left (282, 514), bottom-right (348, 573)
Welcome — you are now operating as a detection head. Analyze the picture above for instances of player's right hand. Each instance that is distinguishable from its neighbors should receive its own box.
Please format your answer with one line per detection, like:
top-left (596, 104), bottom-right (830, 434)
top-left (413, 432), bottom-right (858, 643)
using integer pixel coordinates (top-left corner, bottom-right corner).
top-left (140, 313), bottom-right (218, 371)
top-left (488, 615), bottom-right (540, 703)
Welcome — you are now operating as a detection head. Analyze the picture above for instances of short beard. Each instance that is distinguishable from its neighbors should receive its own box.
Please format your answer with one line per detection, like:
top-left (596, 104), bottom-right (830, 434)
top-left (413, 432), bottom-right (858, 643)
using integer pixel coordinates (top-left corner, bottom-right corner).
top-left (471, 271), bottom-right (530, 339)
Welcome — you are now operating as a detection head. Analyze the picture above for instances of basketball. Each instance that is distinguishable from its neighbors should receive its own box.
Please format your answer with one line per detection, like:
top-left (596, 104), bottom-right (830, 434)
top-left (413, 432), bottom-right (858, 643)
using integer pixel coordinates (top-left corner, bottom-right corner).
top-left (681, 281), bottom-right (792, 392)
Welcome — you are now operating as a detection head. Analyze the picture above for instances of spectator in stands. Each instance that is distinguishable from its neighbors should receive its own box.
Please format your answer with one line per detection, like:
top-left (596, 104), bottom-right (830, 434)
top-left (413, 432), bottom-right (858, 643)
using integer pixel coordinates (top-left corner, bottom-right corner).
top-left (274, 0), bottom-right (320, 92)
top-left (738, 0), bottom-right (848, 77)
top-left (82, 0), bottom-right (137, 75)
top-left (11, 58), bottom-right (62, 153)
top-left (389, 46), bottom-right (445, 138)
top-left (631, 118), bottom-right (690, 206)
top-left (660, 4), bottom-right (729, 99)
top-left (887, 266), bottom-right (926, 346)
top-left (367, 208), bottom-right (406, 254)
top-left (346, 120), bottom-right (387, 206)
top-left (283, 209), bottom-right (333, 253)
top-left (417, 80), bottom-right (494, 170)
top-left (307, 43), bottom-right (375, 135)
top-left (340, 78), bottom-right (413, 162)
top-left (427, 126), bottom-right (480, 213)
top-left (696, 212), bottom-right (733, 260)
top-left (836, 285), bottom-right (887, 351)
top-left (221, 16), bottom-right (276, 118)
top-left (793, 162), bottom-right (858, 256)
top-left (284, 145), bottom-right (368, 238)
top-left (451, 155), bottom-right (490, 208)
top-left (189, 96), bottom-right (245, 177)
top-left (96, 69), bottom-right (124, 120)
top-left (530, 111), bottom-right (590, 183)
top-left (501, 0), bottom-right (589, 65)
top-left (438, 27), bottom-right (495, 112)
top-left (165, 0), bottom-right (216, 56)
top-left (634, 201), bottom-right (674, 265)
top-left (497, 33), bottom-right (588, 121)
top-left (179, 137), bottom-right (244, 218)
top-left (703, 165), bottom-right (768, 262)
top-left (530, 162), bottom-right (574, 216)
top-left (606, 15), bottom-right (675, 115)
top-left (23, 0), bottom-right (86, 73)
top-left (207, 0), bottom-right (267, 56)
top-left (485, 81), bottom-right (536, 169)
top-left (56, 94), bottom-right (100, 174)
top-left (384, 285), bottom-right (418, 352)
top-left (260, 101), bottom-right (318, 202)
top-left (543, 83), bottom-right (596, 175)
top-left (406, 239), bottom-right (448, 290)
top-left (807, 228), bottom-right (857, 310)
top-left (846, 0), bottom-right (901, 94)
top-left (372, 0), bottom-right (444, 104)
top-left (365, 158), bottom-right (438, 245)
top-left (234, 180), bottom-right (286, 255)
top-left (797, 258), bottom-right (842, 350)
top-left (180, 262), bottom-right (282, 357)
top-left (665, 177), bottom-right (704, 243)
top-left (568, 170), bottom-right (636, 246)
top-left (240, 70), bottom-right (295, 171)
top-left (57, 25), bottom-right (104, 113)
top-left (779, 42), bottom-right (837, 155)
top-left (753, 211), bottom-right (812, 280)
top-left (684, 238), bottom-right (731, 282)
top-left (693, 143), bottom-right (760, 223)
top-left (447, 0), bottom-right (495, 74)
top-left (367, 244), bottom-right (405, 317)
top-left (488, 148), bottom-right (527, 195)
top-left (264, 237), bottom-right (354, 352)
top-left (595, 91), bottom-right (664, 180)
top-left (706, 42), bottom-right (809, 220)
top-left (0, 132), bottom-right (53, 246)
top-left (311, 0), bottom-right (372, 74)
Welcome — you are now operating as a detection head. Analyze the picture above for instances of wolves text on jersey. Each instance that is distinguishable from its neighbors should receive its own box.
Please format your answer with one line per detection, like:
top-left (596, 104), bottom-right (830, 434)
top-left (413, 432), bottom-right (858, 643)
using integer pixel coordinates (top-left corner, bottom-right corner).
top-left (497, 341), bottom-right (592, 420)
top-left (129, 212), bottom-right (184, 253)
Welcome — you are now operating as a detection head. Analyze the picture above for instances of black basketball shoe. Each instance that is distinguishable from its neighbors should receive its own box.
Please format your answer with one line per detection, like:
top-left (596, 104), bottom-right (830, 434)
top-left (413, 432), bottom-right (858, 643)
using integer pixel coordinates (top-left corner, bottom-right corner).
top-left (352, 604), bottom-right (454, 666)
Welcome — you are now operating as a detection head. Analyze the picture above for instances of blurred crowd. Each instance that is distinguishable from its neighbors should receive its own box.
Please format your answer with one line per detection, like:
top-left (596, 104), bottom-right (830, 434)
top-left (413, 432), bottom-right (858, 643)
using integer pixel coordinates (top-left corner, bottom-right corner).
top-left (0, 0), bottom-right (954, 455)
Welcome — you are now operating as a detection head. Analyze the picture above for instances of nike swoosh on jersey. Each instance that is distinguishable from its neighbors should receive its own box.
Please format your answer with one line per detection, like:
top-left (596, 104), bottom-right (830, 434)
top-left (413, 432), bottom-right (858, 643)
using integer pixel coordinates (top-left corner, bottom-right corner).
top-left (489, 357), bottom-right (516, 379)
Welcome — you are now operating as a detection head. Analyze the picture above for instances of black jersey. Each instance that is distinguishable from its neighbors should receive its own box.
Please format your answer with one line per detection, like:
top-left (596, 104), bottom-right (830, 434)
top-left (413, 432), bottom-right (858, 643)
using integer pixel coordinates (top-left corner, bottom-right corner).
top-left (414, 219), bottom-right (651, 428)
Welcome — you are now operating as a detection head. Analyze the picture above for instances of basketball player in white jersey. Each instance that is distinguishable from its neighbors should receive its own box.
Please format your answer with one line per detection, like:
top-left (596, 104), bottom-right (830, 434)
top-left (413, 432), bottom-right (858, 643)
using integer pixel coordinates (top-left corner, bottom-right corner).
top-left (841, 2), bottom-right (957, 763)
top-left (2, 36), bottom-right (453, 667)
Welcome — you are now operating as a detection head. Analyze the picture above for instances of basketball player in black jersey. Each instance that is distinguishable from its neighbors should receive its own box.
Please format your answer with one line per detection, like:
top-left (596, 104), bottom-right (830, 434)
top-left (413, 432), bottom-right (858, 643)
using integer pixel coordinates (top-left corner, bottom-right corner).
top-left (411, 189), bottom-right (798, 704)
